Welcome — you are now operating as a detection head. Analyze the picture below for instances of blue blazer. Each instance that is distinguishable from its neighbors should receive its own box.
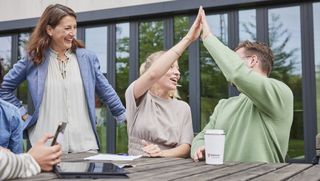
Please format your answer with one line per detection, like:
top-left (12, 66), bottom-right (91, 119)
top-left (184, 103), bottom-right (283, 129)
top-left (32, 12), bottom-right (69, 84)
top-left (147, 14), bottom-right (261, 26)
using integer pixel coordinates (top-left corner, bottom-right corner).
top-left (0, 48), bottom-right (126, 145)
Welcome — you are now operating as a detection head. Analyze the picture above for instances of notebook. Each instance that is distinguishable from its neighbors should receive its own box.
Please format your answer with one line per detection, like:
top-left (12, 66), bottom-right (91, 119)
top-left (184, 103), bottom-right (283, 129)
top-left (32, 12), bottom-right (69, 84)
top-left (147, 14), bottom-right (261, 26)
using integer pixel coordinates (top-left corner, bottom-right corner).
top-left (54, 162), bottom-right (128, 179)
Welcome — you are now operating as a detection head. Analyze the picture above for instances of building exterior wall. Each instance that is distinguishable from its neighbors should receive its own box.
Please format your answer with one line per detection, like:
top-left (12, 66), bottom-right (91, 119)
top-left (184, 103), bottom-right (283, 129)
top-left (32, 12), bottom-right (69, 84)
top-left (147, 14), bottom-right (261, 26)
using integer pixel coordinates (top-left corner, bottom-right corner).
top-left (0, 0), bottom-right (173, 22)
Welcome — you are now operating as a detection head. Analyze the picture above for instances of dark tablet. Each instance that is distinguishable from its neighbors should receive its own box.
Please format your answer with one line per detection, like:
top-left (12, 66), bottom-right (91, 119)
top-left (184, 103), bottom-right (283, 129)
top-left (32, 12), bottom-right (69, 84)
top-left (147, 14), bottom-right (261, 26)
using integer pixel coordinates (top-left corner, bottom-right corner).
top-left (54, 162), bottom-right (128, 179)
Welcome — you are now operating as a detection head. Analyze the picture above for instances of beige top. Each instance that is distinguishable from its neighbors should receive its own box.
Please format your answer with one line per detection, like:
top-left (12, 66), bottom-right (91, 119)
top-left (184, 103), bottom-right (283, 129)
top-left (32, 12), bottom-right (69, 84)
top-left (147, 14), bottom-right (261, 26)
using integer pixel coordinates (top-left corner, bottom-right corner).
top-left (0, 149), bottom-right (41, 180)
top-left (28, 49), bottom-right (98, 153)
top-left (125, 82), bottom-right (194, 155)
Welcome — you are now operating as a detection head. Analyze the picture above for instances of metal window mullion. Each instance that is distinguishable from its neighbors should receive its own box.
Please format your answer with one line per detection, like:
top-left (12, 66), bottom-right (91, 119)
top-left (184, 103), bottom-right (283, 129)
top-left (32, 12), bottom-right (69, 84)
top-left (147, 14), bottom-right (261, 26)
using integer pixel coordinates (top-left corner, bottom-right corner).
top-left (300, 2), bottom-right (317, 163)
top-left (164, 18), bottom-right (174, 49)
top-left (129, 22), bottom-right (139, 84)
top-left (227, 10), bottom-right (240, 97)
top-left (11, 33), bottom-right (18, 64)
top-left (188, 15), bottom-right (200, 133)
top-left (106, 24), bottom-right (117, 153)
top-left (77, 27), bottom-right (85, 42)
top-left (256, 7), bottom-right (268, 44)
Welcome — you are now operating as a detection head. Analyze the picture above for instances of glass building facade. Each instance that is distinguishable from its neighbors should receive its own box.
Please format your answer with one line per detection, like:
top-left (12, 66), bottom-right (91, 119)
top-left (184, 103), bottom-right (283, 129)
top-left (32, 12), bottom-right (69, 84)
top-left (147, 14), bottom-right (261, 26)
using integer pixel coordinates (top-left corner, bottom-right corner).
top-left (0, 0), bottom-right (319, 163)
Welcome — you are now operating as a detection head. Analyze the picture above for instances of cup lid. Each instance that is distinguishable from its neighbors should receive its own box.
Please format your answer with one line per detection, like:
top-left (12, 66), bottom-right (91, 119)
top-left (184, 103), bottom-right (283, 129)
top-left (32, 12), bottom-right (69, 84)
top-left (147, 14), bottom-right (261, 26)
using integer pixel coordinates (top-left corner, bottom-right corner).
top-left (205, 129), bottom-right (225, 135)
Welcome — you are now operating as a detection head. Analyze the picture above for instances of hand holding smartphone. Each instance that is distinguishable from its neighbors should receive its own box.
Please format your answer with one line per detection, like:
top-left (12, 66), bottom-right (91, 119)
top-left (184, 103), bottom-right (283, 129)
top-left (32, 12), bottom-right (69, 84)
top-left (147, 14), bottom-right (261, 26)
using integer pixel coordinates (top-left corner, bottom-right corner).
top-left (51, 122), bottom-right (67, 146)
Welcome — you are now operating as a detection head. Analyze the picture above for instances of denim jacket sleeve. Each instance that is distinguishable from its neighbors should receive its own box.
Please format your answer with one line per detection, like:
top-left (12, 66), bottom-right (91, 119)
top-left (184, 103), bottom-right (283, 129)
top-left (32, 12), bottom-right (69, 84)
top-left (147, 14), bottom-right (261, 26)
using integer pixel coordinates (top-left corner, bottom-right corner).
top-left (0, 99), bottom-right (23, 154)
top-left (0, 58), bottom-right (29, 116)
top-left (92, 54), bottom-right (126, 123)
top-left (8, 112), bottom-right (23, 154)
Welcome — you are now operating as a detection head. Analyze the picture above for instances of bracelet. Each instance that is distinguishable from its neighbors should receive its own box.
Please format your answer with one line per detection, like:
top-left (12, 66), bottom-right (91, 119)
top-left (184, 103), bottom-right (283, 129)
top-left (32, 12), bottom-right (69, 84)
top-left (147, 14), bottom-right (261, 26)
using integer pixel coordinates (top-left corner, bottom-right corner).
top-left (171, 48), bottom-right (182, 57)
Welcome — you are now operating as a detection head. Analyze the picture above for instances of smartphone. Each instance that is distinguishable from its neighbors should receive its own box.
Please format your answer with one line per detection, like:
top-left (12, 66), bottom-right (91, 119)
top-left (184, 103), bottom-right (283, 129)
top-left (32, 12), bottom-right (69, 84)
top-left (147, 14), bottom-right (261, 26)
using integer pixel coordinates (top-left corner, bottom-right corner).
top-left (51, 122), bottom-right (67, 146)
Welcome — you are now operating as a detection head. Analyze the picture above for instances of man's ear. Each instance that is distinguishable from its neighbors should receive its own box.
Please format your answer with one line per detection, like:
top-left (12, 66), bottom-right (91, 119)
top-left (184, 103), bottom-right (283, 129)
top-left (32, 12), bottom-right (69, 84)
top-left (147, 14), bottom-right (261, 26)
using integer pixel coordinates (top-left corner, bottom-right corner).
top-left (249, 55), bottom-right (258, 68)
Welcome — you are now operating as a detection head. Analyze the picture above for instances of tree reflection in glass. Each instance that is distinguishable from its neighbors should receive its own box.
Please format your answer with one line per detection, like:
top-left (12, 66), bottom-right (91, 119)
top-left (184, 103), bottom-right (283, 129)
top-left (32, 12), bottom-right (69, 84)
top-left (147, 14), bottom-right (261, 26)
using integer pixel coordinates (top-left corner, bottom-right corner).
top-left (268, 7), bottom-right (303, 159)
top-left (174, 16), bottom-right (189, 102)
top-left (18, 33), bottom-right (31, 111)
top-left (115, 23), bottom-right (129, 154)
top-left (200, 14), bottom-right (229, 129)
top-left (85, 27), bottom-right (108, 152)
top-left (139, 21), bottom-right (164, 65)
top-left (0, 36), bottom-right (12, 72)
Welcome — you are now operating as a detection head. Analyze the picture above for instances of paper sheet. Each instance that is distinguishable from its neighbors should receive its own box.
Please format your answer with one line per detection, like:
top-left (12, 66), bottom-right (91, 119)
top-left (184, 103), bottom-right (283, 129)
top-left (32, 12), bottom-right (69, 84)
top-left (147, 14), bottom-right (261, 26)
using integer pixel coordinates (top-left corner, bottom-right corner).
top-left (84, 154), bottom-right (142, 161)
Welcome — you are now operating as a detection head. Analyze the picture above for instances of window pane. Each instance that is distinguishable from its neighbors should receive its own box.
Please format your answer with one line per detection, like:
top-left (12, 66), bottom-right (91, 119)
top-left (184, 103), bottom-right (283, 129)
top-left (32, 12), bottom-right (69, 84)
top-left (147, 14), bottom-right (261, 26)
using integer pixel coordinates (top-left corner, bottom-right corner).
top-left (139, 21), bottom-right (164, 65)
top-left (268, 6), bottom-right (303, 159)
top-left (174, 16), bottom-right (189, 102)
top-left (85, 26), bottom-right (108, 152)
top-left (239, 9), bottom-right (257, 42)
top-left (18, 33), bottom-right (30, 60)
top-left (115, 23), bottom-right (129, 154)
top-left (18, 33), bottom-right (30, 109)
top-left (200, 14), bottom-right (229, 129)
top-left (0, 36), bottom-right (12, 72)
top-left (85, 27), bottom-right (108, 73)
top-left (314, 3), bottom-right (320, 134)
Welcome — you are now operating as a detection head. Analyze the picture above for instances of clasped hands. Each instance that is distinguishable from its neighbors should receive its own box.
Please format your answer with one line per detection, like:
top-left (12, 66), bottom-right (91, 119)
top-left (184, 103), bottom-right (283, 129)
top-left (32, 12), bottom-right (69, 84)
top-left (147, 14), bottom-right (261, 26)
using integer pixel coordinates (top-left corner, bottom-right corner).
top-left (142, 140), bottom-right (163, 157)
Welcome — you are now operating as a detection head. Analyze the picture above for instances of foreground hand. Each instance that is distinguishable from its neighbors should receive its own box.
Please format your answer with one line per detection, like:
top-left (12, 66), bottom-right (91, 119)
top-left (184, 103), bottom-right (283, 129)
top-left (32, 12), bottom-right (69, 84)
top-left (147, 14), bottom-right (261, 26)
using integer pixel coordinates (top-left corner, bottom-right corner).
top-left (28, 133), bottom-right (62, 171)
top-left (193, 146), bottom-right (205, 162)
top-left (142, 140), bottom-right (163, 157)
top-left (185, 6), bottom-right (203, 42)
top-left (200, 8), bottom-right (212, 40)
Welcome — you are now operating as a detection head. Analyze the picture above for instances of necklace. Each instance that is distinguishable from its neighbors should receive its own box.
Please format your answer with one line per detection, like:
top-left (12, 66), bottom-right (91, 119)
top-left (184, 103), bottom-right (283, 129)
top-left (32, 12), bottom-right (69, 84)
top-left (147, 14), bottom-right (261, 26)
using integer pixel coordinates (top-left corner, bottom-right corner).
top-left (57, 56), bottom-right (69, 79)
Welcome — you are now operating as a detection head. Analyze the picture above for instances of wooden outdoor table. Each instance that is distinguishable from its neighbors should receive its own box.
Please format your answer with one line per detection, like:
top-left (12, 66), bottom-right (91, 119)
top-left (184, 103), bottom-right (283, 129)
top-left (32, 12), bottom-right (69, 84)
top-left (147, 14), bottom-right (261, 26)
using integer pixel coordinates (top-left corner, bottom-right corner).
top-left (14, 152), bottom-right (320, 181)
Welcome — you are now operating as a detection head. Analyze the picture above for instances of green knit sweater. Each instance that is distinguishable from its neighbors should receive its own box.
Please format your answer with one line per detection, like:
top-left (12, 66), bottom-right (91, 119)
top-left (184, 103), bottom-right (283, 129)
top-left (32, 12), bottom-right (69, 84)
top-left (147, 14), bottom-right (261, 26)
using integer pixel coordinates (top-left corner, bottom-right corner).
top-left (191, 35), bottom-right (293, 163)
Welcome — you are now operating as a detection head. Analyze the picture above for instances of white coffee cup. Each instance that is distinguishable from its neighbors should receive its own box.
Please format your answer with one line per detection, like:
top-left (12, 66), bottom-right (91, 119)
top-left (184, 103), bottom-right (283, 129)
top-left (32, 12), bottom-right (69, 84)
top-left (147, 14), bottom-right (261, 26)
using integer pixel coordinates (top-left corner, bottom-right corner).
top-left (204, 129), bottom-right (225, 165)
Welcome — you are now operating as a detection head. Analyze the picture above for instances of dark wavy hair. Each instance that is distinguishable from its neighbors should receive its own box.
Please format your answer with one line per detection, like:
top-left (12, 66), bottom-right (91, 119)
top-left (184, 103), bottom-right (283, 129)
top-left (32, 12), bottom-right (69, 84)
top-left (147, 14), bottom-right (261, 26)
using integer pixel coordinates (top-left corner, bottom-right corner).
top-left (27, 4), bottom-right (84, 64)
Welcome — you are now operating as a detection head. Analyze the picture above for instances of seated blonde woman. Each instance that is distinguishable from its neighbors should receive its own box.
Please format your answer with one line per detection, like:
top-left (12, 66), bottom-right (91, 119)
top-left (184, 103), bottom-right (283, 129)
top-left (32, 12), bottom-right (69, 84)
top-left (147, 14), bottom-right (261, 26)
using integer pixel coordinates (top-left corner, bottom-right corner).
top-left (125, 7), bottom-right (203, 158)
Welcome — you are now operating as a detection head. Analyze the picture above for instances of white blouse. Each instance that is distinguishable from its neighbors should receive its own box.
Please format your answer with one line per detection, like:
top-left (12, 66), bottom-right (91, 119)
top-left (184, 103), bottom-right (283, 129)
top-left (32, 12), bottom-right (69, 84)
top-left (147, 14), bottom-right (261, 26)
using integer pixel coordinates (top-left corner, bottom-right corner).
top-left (28, 49), bottom-right (98, 153)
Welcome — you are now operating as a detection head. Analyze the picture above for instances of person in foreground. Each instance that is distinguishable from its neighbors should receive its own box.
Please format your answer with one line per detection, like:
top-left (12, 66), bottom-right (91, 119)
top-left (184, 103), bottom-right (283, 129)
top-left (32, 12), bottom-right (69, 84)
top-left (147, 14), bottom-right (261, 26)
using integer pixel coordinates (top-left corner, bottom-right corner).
top-left (0, 133), bottom-right (62, 180)
top-left (0, 4), bottom-right (125, 153)
top-left (191, 9), bottom-right (293, 163)
top-left (125, 7), bottom-right (203, 158)
top-left (0, 62), bottom-right (23, 154)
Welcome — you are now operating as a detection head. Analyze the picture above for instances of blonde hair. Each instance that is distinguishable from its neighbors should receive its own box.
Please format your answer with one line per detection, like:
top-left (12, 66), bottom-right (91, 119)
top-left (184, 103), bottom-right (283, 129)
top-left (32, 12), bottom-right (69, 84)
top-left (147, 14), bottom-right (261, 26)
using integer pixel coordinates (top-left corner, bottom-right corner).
top-left (140, 51), bottom-right (181, 99)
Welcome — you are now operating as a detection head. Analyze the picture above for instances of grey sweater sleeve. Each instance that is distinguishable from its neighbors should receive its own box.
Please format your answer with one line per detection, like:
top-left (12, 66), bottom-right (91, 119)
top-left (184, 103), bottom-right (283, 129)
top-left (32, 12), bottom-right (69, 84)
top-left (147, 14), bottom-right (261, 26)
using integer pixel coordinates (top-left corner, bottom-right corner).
top-left (0, 149), bottom-right (41, 180)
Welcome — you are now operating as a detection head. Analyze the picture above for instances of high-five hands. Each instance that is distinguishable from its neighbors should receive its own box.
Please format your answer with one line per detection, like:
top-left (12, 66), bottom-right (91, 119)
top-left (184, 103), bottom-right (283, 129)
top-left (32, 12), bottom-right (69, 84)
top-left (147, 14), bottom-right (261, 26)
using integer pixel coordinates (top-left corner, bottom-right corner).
top-left (186, 6), bottom-right (213, 42)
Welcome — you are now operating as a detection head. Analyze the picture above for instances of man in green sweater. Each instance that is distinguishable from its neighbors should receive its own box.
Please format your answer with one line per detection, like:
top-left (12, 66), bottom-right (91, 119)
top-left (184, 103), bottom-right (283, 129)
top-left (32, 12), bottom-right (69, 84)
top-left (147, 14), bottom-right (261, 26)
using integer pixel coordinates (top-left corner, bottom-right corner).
top-left (191, 9), bottom-right (293, 163)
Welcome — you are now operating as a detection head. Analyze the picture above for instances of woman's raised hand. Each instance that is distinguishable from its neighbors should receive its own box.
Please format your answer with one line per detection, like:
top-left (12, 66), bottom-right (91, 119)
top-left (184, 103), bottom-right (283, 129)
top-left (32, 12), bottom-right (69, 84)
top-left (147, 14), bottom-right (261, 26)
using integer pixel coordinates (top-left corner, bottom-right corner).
top-left (185, 6), bottom-right (203, 42)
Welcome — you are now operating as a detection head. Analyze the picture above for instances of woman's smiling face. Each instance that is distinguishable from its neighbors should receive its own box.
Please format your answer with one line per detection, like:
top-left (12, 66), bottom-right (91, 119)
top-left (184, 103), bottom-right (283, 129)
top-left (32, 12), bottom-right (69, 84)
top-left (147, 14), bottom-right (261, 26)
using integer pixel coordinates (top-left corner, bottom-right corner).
top-left (157, 61), bottom-right (181, 91)
top-left (47, 15), bottom-right (77, 54)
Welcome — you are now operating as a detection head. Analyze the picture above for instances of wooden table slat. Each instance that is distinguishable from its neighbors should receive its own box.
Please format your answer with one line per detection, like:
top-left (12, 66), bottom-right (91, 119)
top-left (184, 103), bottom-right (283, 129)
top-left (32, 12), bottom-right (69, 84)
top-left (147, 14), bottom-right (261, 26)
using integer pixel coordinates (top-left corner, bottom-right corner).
top-left (250, 163), bottom-right (312, 181)
top-left (174, 162), bottom-right (265, 181)
top-left (125, 158), bottom-right (193, 173)
top-left (151, 161), bottom-right (242, 180)
top-left (214, 163), bottom-right (289, 181)
top-left (127, 160), bottom-right (208, 179)
top-left (288, 164), bottom-right (320, 181)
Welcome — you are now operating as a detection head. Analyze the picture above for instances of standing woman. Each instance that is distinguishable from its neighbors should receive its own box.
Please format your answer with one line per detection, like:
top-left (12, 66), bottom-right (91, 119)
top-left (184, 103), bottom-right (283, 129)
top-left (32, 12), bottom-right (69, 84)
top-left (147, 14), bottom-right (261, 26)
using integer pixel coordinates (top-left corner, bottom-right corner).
top-left (125, 7), bottom-right (203, 158)
top-left (0, 4), bottom-right (125, 153)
